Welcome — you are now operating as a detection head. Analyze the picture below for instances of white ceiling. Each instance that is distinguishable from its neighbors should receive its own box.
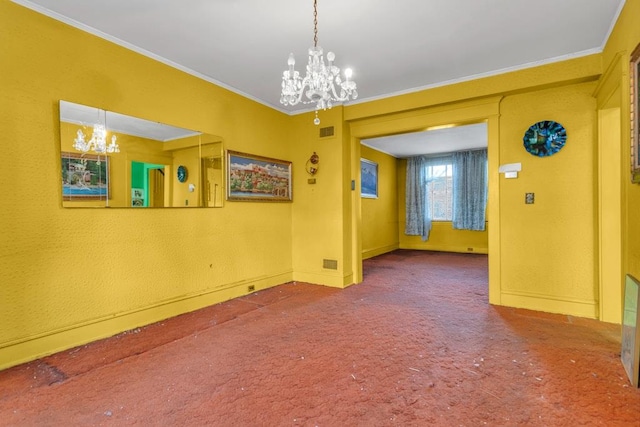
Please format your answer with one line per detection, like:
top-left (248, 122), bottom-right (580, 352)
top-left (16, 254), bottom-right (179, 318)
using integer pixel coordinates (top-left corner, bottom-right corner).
top-left (16, 0), bottom-right (624, 155)
top-left (362, 123), bottom-right (488, 158)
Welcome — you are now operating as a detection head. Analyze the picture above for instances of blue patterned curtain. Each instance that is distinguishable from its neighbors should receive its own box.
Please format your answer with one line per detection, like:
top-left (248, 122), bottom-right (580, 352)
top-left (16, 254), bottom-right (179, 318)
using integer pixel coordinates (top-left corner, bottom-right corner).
top-left (405, 156), bottom-right (428, 240)
top-left (452, 149), bottom-right (487, 231)
top-left (405, 155), bottom-right (454, 241)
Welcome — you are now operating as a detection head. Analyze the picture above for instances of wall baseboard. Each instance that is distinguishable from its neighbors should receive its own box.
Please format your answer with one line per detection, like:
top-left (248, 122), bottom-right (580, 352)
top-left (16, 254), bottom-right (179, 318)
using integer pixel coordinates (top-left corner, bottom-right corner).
top-left (362, 244), bottom-right (400, 260)
top-left (0, 272), bottom-right (292, 371)
top-left (292, 271), bottom-right (352, 288)
top-left (399, 243), bottom-right (488, 255)
top-left (500, 291), bottom-right (598, 320)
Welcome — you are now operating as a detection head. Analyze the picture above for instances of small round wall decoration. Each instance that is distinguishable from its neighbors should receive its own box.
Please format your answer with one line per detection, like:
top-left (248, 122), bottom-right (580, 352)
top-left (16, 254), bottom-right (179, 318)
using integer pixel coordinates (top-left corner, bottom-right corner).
top-left (177, 165), bottom-right (188, 183)
top-left (523, 120), bottom-right (567, 157)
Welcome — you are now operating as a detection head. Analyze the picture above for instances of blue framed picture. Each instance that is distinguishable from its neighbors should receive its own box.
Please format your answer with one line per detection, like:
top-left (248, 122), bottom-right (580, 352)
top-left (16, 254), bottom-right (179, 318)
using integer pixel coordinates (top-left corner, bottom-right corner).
top-left (361, 158), bottom-right (378, 198)
top-left (61, 151), bottom-right (110, 201)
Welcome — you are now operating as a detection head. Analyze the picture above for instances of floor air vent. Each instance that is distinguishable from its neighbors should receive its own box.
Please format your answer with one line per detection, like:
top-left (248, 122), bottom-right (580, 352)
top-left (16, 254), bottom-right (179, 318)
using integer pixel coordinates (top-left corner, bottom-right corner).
top-left (323, 259), bottom-right (338, 270)
top-left (319, 126), bottom-right (335, 138)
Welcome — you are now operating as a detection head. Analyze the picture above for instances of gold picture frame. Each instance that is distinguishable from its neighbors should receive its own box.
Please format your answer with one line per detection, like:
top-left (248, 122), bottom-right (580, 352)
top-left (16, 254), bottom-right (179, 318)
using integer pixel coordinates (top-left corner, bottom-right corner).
top-left (226, 150), bottom-right (292, 202)
top-left (630, 43), bottom-right (640, 183)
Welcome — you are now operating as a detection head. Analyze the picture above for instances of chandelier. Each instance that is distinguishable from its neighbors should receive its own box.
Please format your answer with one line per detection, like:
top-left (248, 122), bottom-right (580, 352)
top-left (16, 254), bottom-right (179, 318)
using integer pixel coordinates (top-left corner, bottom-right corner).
top-left (73, 109), bottom-right (119, 156)
top-left (280, 0), bottom-right (357, 125)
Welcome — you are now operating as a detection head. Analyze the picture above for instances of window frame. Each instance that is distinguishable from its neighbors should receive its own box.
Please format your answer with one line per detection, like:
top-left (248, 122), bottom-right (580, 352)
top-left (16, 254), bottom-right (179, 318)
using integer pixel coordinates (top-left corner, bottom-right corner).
top-left (424, 160), bottom-right (453, 222)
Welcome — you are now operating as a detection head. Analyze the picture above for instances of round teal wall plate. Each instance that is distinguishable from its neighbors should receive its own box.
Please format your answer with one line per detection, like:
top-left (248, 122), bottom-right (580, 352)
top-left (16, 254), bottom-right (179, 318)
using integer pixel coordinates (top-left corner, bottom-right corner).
top-left (523, 120), bottom-right (567, 157)
top-left (177, 165), bottom-right (188, 182)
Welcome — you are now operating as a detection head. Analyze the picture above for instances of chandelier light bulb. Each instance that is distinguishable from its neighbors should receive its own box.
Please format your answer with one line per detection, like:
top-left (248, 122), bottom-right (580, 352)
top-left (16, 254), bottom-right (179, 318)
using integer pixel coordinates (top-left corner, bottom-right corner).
top-left (287, 53), bottom-right (296, 72)
top-left (345, 68), bottom-right (352, 80)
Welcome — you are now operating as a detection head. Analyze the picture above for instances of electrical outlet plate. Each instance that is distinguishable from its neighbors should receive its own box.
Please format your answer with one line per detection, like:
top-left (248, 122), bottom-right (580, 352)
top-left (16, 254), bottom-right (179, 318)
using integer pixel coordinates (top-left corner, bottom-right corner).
top-left (525, 193), bottom-right (535, 204)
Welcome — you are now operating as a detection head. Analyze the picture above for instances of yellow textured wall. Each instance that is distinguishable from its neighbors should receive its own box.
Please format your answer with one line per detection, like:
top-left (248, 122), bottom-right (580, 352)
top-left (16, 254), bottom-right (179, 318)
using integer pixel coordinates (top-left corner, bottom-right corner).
top-left (0, 2), bottom-right (293, 369)
top-left (498, 82), bottom-right (598, 317)
top-left (602, 0), bottom-right (640, 297)
top-left (290, 108), bottom-right (354, 287)
top-left (396, 159), bottom-right (489, 254)
top-left (360, 145), bottom-right (399, 259)
top-left (597, 105), bottom-right (622, 323)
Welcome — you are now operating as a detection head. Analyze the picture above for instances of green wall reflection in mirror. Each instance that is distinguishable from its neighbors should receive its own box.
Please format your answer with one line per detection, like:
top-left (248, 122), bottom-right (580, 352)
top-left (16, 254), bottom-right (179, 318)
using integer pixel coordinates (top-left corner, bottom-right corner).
top-left (59, 100), bottom-right (224, 208)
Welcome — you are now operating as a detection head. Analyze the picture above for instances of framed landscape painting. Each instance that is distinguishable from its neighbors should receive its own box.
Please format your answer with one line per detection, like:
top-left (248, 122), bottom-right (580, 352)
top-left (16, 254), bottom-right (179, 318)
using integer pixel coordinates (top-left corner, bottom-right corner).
top-left (361, 158), bottom-right (378, 198)
top-left (226, 150), bottom-right (292, 202)
top-left (61, 151), bottom-right (110, 201)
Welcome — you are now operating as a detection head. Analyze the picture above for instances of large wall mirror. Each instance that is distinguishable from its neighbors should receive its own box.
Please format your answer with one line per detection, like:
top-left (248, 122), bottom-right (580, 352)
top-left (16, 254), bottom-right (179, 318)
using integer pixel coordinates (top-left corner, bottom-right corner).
top-left (59, 100), bottom-right (224, 208)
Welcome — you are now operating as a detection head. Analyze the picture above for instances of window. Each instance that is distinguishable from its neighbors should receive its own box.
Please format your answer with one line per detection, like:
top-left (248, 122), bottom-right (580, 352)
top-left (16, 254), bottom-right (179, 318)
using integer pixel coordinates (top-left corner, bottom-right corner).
top-left (405, 149), bottom-right (487, 241)
top-left (426, 163), bottom-right (452, 221)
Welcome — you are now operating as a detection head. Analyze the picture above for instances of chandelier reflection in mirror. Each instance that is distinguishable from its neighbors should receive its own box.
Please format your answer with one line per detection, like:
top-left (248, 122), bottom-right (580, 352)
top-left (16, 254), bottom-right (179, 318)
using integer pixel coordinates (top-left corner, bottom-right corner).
top-left (72, 107), bottom-right (119, 156)
top-left (280, 0), bottom-right (357, 125)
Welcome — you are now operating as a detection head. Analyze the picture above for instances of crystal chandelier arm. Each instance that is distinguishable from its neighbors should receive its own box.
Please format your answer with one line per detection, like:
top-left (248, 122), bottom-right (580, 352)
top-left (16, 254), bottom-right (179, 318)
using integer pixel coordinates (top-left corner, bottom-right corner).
top-left (72, 123), bottom-right (120, 155)
top-left (73, 129), bottom-right (90, 153)
top-left (328, 78), bottom-right (346, 101)
top-left (281, 68), bottom-right (305, 106)
top-left (325, 73), bottom-right (357, 102)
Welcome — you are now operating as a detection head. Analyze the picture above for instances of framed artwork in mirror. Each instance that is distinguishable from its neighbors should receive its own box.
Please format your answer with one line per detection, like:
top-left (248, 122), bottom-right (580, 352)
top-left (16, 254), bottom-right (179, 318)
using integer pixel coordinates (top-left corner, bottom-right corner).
top-left (622, 274), bottom-right (640, 387)
top-left (61, 152), bottom-right (110, 201)
top-left (631, 43), bottom-right (640, 183)
top-left (226, 150), bottom-right (292, 201)
top-left (59, 100), bottom-right (225, 208)
top-left (360, 158), bottom-right (378, 198)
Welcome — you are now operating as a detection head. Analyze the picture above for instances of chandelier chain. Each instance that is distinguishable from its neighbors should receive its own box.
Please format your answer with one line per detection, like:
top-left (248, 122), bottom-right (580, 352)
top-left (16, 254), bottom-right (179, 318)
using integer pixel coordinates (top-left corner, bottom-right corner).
top-left (313, 0), bottom-right (318, 48)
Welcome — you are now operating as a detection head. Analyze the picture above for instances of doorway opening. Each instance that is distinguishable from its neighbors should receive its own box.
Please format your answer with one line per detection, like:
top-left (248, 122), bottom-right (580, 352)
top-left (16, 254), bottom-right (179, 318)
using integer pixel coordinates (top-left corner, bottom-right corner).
top-left (131, 161), bottom-right (167, 207)
top-left (349, 100), bottom-right (501, 305)
top-left (358, 123), bottom-right (489, 282)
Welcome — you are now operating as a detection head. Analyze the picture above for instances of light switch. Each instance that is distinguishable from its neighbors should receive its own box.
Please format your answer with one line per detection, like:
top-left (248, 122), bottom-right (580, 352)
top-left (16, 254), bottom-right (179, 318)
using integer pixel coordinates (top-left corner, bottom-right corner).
top-left (525, 193), bottom-right (535, 204)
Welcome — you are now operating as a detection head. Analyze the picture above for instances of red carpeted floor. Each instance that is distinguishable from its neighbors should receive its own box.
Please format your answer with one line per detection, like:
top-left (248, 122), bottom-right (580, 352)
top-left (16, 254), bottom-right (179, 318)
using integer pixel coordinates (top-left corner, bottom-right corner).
top-left (0, 250), bottom-right (638, 426)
